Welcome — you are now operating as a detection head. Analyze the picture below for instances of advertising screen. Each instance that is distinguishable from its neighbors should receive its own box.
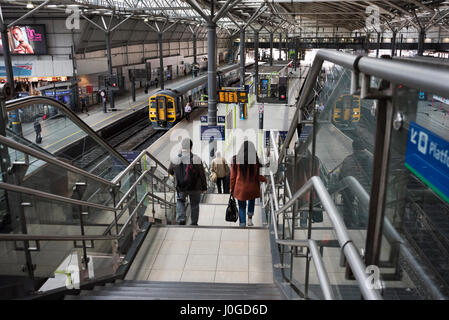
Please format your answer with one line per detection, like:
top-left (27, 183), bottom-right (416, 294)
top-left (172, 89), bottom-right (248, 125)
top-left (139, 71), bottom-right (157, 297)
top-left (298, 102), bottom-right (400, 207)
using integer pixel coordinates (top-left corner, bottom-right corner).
top-left (0, 25), bottom-right (48, 55)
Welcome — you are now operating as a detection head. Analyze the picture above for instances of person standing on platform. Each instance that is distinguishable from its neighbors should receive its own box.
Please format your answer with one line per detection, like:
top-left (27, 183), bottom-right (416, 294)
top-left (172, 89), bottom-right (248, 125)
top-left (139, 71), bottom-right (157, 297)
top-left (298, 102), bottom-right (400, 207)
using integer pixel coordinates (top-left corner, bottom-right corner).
top-left (154, 77), bottom-right (158, 88)
top-left (230, 141), bottom-right (267, 227)
top-left (34, 118), bottom-right (42, 144)
top-left (80, 96), bottom-right (89, 115)
top-left (211, 152), bottom-right (229, 194)
top-left (168, 138), bottom-right (207, 226)
top-left (185, 101), bottom-right (192, 122)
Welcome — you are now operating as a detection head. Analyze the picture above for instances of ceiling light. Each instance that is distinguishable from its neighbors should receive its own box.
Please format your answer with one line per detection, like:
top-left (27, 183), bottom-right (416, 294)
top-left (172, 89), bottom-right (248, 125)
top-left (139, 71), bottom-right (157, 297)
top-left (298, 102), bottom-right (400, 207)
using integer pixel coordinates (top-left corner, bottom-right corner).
top-left (144, 18), bottom-right (149, 22)
top-left (26, 2), bottom-right (34, 9)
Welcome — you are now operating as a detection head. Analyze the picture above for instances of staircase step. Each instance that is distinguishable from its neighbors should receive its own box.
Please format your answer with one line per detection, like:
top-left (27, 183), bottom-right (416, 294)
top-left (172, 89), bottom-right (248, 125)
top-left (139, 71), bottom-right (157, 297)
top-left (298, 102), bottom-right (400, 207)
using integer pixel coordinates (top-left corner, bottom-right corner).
top-left (114, 282), bottom-right (279, 292)
top-left (73, 290), bottom-right (282, 300)
top-left (89, 285), bottom-right (281, 296)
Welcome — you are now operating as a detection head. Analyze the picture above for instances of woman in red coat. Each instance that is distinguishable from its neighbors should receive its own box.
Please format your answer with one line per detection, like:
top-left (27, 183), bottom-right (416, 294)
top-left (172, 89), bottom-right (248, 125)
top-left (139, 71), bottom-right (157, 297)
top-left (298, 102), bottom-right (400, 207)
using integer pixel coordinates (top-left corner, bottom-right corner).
top-left (230, 141), bottom-right (267, 227)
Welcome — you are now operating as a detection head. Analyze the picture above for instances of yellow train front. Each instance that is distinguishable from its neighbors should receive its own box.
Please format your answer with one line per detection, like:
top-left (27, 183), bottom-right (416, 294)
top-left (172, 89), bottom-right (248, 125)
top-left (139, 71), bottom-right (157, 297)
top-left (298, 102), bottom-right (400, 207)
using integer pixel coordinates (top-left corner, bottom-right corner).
top-left (332, 94), bottom-right (361, 129)
top-left (149, 63), bottom-right (250, 130)
top-left (149, 91), bottom-right (179, 129)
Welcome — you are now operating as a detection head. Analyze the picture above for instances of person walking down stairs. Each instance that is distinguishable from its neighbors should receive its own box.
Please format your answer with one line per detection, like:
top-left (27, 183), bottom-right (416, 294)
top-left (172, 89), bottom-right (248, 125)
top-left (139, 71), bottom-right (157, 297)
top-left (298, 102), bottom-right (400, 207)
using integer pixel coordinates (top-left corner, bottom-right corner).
top-left (211, 151), bottom-right (229, 194)
top-left (230, 141), bottom-right (267, 227)
top-left (168, 138), bottom-right (207, 226)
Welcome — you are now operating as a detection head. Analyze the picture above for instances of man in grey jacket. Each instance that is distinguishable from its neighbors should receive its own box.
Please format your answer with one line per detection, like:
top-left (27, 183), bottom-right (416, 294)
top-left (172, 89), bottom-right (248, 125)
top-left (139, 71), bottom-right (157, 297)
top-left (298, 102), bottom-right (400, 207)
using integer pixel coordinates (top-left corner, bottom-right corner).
top-left (168, 138), bottom-right (207, 225)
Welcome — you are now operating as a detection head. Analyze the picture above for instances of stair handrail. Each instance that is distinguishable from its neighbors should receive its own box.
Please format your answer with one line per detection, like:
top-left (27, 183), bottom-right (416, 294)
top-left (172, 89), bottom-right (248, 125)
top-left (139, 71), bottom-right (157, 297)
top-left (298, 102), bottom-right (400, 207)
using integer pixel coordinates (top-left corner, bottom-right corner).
top-left (266, 173), bottom-right (382, 300)
top-left (279, 49), bottom-right (449, 165)
top-left (5, 96), bottom-right (129, 166)
top-left (326, 176), bottom-right (446, 300)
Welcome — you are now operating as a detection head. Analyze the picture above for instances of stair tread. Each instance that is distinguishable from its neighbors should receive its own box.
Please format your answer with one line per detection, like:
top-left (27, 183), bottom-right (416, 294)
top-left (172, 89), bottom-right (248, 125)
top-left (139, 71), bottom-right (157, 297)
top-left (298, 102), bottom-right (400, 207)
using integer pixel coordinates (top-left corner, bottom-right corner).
top-left (120, 280), bottom-right (277, 288)
top-left (89, 286), bottom-right (281, 294)
top-left (75, 290), bottom-right (282, 300)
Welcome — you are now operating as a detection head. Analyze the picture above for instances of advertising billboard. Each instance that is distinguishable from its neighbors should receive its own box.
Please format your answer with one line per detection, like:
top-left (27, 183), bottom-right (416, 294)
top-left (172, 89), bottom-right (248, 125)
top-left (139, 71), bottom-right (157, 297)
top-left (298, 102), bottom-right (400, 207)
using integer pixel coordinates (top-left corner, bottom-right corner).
top-left (0, 25), bottom-right (48, 55)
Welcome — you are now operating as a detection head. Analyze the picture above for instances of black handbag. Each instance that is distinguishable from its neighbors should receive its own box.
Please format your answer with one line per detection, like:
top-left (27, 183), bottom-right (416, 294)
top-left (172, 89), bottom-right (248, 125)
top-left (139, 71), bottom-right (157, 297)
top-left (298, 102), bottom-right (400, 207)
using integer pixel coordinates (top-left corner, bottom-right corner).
top-left (225, 194), bottom-right (238, 222)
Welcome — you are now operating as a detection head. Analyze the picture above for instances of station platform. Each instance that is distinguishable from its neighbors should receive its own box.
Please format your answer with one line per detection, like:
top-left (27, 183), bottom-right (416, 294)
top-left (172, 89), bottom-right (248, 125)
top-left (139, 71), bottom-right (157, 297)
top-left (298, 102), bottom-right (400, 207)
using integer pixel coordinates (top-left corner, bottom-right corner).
top-left (18, 74), bottom-right (202, 155)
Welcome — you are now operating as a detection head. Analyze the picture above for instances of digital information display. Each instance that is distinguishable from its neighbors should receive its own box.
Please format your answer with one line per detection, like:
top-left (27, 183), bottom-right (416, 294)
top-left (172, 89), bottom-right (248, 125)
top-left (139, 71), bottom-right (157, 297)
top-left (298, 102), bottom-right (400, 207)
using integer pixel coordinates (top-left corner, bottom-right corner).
top-left (218, 90), bottom-right (248, 104)
top-left (0, 25), bottom-right (48, 55)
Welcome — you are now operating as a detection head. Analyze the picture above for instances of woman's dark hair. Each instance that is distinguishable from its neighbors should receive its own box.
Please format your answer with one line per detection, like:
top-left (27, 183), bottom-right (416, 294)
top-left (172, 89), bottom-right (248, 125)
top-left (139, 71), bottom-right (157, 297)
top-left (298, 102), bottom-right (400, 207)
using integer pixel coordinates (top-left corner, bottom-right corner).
top-left (233, 141), bottom-right (260, 178)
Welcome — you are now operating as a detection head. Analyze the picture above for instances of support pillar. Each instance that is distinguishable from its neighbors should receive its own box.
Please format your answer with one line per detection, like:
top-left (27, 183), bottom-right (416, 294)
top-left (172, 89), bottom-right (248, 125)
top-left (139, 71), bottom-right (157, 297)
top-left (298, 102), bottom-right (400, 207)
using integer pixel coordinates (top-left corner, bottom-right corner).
top-left (418, 28), bottom-right (426, 56)
top-left (105, 31), bottom-right (115, 111)
top-left (376, 32), bottom-right (381, 58)
top-left (254, 31), bottom-right (259, 99)
top-left (158, 32), bottom-right (164, 89)
top-left (293, 38), bottom-right (298, 71)
top-left (399, 34), bottom-right (404, 57)
top-left (278, 33), bottom-right (282, 60)
top-left (207, 21), bottom-right (217, 126)
top-left (391, 31), bottom-right (397, 57)
top-left (240, 28), bottom-right (246, 87)
top-left (193, 32), bottom-right (197, 65)
top-left (1, 25), bottom-right (23, 137)
top-left (269, 33), bottom-right (273, 66)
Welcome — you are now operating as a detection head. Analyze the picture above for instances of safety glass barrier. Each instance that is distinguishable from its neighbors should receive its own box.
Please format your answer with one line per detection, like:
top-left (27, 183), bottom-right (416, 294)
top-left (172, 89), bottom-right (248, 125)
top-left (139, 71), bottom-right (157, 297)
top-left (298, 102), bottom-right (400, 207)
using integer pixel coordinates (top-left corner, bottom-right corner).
top-left (380, 85), bottom-right (449, 299)
top-left (5, 97), bottom-right (129, 182)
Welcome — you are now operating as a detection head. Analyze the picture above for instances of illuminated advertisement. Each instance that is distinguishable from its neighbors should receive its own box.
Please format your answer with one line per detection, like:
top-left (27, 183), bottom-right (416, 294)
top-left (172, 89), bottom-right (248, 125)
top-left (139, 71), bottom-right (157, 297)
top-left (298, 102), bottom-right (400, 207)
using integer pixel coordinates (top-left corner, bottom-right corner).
top-left (0, 25), bottom-right (48, 55)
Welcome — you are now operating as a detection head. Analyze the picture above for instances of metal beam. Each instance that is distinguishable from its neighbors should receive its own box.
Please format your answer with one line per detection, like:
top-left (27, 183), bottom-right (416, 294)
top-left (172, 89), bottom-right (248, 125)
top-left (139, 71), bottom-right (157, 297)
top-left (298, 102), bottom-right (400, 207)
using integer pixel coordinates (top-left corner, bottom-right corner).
top-left (184, 0), bottom-right (210, 21)
top-left (212, 0), bottom-right (242, 24)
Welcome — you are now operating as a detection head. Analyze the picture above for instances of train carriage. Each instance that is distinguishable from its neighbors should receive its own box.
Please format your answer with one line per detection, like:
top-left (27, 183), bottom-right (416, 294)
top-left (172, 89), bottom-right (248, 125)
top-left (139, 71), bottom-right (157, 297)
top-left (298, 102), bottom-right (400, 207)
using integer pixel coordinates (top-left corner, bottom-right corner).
top-left (149, 63), bottom-right (251, 129)
top-left (332, 94), bottom-right (361, 129)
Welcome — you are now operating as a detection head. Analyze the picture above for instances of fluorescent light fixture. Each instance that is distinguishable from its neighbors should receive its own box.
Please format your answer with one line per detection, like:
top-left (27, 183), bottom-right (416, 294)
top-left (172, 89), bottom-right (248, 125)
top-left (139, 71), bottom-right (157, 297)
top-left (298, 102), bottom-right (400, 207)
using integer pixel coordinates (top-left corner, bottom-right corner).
top-left (26, 2), bottom-right (34, 9)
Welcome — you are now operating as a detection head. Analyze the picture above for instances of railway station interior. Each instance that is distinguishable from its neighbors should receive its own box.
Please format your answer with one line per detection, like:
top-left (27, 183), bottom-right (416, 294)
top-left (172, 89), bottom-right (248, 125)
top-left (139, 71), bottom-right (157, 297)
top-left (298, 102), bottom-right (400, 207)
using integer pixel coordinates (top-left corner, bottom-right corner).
top-left (0, 0), bottom-right (449, 304)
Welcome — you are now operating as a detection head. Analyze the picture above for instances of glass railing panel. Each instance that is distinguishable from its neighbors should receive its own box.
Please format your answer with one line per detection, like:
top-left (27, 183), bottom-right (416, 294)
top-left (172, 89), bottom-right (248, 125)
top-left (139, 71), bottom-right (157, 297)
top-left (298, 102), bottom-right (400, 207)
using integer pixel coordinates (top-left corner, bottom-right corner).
top-left (382, 86), bottom-right (449, 299)
top-left (292, 65), bottom-right (378, 267)
top-left (5, 99), bottom-right (128, 181)
top-left (0, 240), bottom-right (28, 277)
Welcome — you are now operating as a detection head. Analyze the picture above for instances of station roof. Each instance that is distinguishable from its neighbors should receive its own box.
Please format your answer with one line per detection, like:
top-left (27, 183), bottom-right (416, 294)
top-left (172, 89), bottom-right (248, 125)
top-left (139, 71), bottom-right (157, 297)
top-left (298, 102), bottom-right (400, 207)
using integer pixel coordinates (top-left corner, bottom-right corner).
top-left (0, 0), bottom-right (448, 52)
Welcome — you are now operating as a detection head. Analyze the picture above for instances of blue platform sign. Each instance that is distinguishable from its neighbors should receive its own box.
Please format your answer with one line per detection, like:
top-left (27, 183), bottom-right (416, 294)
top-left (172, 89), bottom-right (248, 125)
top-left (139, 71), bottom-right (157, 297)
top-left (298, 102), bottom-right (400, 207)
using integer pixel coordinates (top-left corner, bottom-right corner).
top-left (119, 151), bottom-right (141, 163)
top-left (218, 116), bottom-right (225, 123)
top-left (405, 122), bottom-right (449, 203)
top-left (200, 116), bottom-right (208, 123)
top-left (200, 125), bottom-right (225, 141)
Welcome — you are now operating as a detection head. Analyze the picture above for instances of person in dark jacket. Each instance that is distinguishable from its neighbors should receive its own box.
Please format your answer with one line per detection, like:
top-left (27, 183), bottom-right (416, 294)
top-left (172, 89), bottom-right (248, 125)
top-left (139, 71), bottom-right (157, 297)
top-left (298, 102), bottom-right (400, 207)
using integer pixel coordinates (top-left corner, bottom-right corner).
top-left (34, 118), bottom-right (42, 143)
top-left (168, 138), bottom-right (207, 225)
top-left (230, 141), bottom-right (267, 227)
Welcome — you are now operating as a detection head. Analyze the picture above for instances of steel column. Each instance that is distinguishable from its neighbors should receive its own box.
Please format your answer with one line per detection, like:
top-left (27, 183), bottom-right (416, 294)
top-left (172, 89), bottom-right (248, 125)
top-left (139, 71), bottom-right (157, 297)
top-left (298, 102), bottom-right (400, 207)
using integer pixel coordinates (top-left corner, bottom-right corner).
top-left (376, 32), bottom-right (381, 58)
top-left (158, 32), bottom-right (164, 89)
top-left (364, 95), bottom-right (394, 268)
top-left (193, 32), bottom-right (197, 65)
top-left (270, 32), bottom-right (273, 66)
top-left (1, 25), bottom-right (23, 136)
top-left (105, 31), bottom-right (115, 110)
top-left (279, 33), bottom-right (282, 60)
top-left (207, 21), bottom-right (217, 126)
top-left (254, 31), bottom-right (259, 99)
top-left (240, 28), bottom-right (246, 87)
top-left (391, 31), bottom-right (397, 57)
top-left (418, 28), bottom-right (425, 56)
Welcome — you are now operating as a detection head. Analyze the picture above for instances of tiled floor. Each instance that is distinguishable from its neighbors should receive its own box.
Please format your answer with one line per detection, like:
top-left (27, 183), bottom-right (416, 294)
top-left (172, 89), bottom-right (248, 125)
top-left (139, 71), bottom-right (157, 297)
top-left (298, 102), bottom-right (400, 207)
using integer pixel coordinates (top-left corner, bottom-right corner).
top-left (125, 226), bottom-right (274, 284)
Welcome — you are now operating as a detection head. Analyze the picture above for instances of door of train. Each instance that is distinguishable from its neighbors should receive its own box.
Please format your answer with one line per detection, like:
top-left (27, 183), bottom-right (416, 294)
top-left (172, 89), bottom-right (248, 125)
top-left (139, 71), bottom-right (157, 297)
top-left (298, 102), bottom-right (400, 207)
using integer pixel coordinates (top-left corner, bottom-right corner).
top-left (156, 96), bottom-right (167, 121)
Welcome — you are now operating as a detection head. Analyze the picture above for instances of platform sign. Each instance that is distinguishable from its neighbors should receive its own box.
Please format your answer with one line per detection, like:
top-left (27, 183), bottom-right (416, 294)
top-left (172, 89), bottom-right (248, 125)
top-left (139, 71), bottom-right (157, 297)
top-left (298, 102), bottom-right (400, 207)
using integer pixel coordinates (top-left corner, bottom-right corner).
top-left (119, 151), bottom-right (141, 163)
top-left (405, 122), bottom-right (449, 204)
top-left (299, 125), bottom-right (313, 142)
top-left (200, 125), bottom-right (225, 141)
top-left (279, 131), bottom-right (288, 141)
top-left (200, 116), bottom-right (225, 123)
top-left (265, 130), bottom-right (270, 147)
